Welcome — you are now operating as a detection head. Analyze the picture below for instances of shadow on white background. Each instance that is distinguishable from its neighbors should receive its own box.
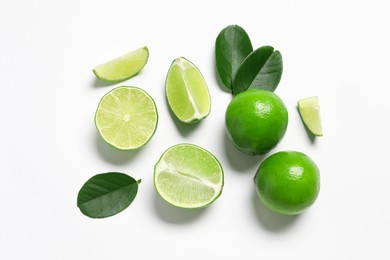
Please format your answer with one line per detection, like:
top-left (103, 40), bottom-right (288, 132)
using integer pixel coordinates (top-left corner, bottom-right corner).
top-left (95, 133), bottom-right (143, 165)
top-left (223, 132), bottom-right (266, 172)
top-left (153, 192), bottom-right (207, 224)
top-left (251, 191), bottom-right (300, 232)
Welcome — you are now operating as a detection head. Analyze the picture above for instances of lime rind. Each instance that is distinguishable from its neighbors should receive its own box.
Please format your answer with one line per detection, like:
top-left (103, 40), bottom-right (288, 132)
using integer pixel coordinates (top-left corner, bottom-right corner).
top-left (95, 86), bottom-right (158, 150)
top-left (154, 144), bottom-right (224, 209)
top-left (93, 46), bottom-right (149, 82)
top-left (298, 96), bottom-right (323, 136)
top-left (165, 57), bottom-right (211, 124)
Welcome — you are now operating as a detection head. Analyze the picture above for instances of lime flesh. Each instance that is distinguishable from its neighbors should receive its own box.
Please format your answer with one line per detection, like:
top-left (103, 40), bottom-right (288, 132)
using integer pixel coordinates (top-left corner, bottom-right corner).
top-left (298, 96), bottom-right (323, 136)
top-left (95, 86), bottom-right (158, 150)
top-left (154, 144), bottom-right (224, 208)
top-left (93, 46), bottom-right (149, 82)
top-left (165, 57), bottom-right (211, 123)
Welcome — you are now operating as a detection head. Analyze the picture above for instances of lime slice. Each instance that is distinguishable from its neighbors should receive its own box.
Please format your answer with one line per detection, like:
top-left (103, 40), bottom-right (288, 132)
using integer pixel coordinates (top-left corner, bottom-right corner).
top-left (154, 144), bottom-right (224, 208)
top-left (93, 46), bottom-right (149, 82)
top-left (165, 57), bottom-right (211, 123)
top-left (298, 96), bottom-right (323, 136)
top-left (95, 86), bottom-right (158, 150)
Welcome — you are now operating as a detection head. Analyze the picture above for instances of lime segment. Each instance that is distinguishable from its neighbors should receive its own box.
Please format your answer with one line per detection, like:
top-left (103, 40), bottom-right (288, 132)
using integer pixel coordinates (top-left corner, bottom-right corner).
top-left (93, 46), bottom-right (149, 82)
top-left (95, 86), bottom-right (158, 150)
top-left (165, 57), bottom-right (211, 123)
top-left (298, 96), bottom-right (323, 136)
top-left (154, 144), bottom-right (224, 208)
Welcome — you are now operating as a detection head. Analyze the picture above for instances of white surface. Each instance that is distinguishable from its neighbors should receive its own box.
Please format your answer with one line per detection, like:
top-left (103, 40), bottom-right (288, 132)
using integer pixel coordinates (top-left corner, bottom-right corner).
top-left (1, 0), bottom-right (389, 259)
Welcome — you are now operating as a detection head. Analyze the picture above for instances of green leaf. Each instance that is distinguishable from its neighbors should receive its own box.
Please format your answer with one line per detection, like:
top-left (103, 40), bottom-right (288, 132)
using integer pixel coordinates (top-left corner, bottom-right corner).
top-left (233, 46), bottom-right (283, 95)
top-left (215, 25), bottom-right (253, 90)
top-left (77, 172), bottom-right (140, 218)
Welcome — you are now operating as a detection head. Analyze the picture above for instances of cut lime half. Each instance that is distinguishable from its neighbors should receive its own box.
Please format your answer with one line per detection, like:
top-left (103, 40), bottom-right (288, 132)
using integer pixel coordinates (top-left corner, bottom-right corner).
top-left (298, 96), bottom-right (323, 136)
top-left (165, 57), bottom-right (211, 123)
top-left (154, 144), bottom-right (224, 208)
top-left (93, 46), bottom-right (149, 82)
top-left (95, 86), bottom-right (158, 150)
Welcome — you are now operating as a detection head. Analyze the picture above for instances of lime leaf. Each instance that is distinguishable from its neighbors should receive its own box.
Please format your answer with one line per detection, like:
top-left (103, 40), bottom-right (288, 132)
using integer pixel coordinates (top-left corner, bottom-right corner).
top-left (215, 25), bottom-right (253, 91)
top-left (154, 144), bottom-right (224, 208)
top-left (93, 46), bottom-right (149, 82)
top-left (233, 46), bottom-right (283, 95)
top-left (298, 96), bottom-right (323, 136)
top-left (77, 172), bottom-right (141, 218)
top-left (95, 86), bottom-right (158, 150)
top-left (165, 57), bottom-right (211, 123)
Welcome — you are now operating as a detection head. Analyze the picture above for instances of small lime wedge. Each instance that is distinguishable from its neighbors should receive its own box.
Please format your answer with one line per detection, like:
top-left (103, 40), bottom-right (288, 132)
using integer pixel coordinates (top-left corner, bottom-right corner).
top-left (298, 96), bottom-right (323, 136)
top-left (95, 86), bottom-right (158, 150)
top-left (165, 57), bottom-right (211, 123)
top-left (154, 144), bottom-right (224, 208)
top-left (93, 46), bottom-right (149, 82)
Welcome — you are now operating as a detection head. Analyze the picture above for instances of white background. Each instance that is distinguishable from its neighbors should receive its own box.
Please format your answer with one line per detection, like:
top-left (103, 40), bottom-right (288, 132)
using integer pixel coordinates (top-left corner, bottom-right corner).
top-left (1, 0), bottom-right (389, 259)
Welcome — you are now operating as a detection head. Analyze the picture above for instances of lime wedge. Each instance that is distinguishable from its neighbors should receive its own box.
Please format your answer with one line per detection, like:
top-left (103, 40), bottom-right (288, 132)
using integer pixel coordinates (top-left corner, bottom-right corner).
top-left (154, 144), bottom-right (224, 208)
top-left (93, 46), bottom-right (149, 82)
top-left (95, 86), bottom-right (158, 150)
top-left (298, 96), bottom-right (323, 136)
top-left (165, 57), bottom-right (211, 123)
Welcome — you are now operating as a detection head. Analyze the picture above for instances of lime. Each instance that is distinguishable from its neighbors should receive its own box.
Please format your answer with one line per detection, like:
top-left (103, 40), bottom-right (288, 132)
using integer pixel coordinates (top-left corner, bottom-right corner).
top-left (225, 89), bottom-right (288, 155)
top-left (154, 144), bottom-right (224, 208)
top-left (95, 86), bottom-right (158, 150)
top-left (298, 96), bottom-right (323, 136)
top-left (165, 57), bottom-right (211, 123)
top-left (93, 46), bottom-right (149, 82)
top-left (254, 151), bottom-right (320, 215)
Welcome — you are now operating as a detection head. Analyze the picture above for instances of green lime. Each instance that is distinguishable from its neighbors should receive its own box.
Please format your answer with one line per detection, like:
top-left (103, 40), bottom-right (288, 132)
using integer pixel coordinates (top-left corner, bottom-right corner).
top-left (154, 144), bottom-right (224, 208)
top-left (165, 57), bottom-right (211, 123)
top-left (93, 46), bottom-right (149, 82)
top-left (95, 86), bottom-right (158, 150)
top-left (254, 151), bottom-right (320, 215)
top-left (225, 89), bottom-right (288, 155)
top-left (298, 96), bottom-right (323, 136)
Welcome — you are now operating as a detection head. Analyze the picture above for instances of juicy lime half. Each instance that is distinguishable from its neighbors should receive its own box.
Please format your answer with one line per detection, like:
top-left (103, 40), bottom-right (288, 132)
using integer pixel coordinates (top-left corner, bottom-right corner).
top-left (154, 144), bottom-right (224, 208)
top-left (95, 86), bottom-right (158, 150)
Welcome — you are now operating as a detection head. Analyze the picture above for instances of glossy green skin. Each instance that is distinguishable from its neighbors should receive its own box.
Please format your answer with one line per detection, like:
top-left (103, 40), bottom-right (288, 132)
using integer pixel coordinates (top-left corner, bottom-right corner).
top-left (225, 89), bottom-right (288, 155)
top-left (254, 151), bottom-right (320, 215)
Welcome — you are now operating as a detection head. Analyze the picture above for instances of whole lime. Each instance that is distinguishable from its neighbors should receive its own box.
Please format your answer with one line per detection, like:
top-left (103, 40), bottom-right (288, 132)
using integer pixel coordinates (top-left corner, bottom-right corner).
top-left (225, 89), bottom-right (288, 155)
top-left (254, 151), bottom-right (320, 215)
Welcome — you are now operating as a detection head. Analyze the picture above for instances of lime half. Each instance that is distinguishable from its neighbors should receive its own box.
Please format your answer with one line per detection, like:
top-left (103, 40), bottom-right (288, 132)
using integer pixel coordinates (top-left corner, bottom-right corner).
top-left (154, 144), bottom-right (224, 208)
top-left (95, 86), bottom-right (158, 150)
top-left (93, 46), bottom-right (149, 82)
top-left (298, 96), bottom-right (323, 136)
top-left (165, 57), bottom-right (211, 123)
